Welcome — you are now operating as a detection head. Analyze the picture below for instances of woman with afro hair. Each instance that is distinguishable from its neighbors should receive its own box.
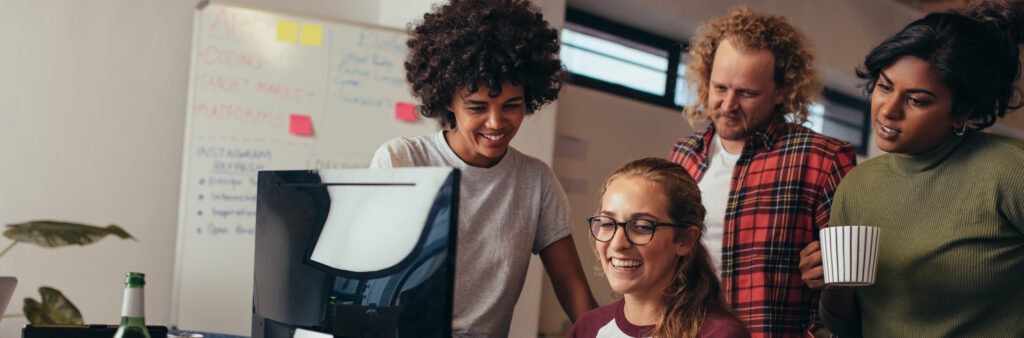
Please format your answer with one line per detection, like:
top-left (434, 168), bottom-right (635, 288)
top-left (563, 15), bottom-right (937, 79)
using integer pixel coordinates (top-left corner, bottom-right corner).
top-left (370, 0), bottom-right (598, 336)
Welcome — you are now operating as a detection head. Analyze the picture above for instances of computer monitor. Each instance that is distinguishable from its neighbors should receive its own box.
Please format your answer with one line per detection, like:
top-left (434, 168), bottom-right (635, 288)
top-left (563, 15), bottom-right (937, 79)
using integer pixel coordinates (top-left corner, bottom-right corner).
top-left (252, 168), bottom-right (459, 338)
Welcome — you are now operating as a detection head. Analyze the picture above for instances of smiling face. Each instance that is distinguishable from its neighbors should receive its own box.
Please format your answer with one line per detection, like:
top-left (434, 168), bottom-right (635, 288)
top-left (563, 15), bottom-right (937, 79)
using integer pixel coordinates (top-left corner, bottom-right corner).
top-left (708, 38), bottom-right (784, 153)
top-left (596, 176), bottom-right (696, 302)
top-left (444, 82), bottom-right (526, 168)
top-left (871, 55), bottom-right (958, 155)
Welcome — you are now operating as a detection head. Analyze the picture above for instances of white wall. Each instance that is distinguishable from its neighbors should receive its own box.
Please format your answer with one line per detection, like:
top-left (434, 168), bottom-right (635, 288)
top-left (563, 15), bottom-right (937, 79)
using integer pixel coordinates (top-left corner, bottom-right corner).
top-left (0, 1), bottom-right (192, 335)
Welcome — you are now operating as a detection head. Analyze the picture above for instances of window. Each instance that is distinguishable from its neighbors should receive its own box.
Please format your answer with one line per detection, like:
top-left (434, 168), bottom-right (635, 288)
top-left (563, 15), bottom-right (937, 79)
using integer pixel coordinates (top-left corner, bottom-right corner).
top-left (561, 29), bottom-right (668, 96)
top-left (674, 53), bottom-right (697, 107)
top-left (809, 89), bottom-right (871, 155)
top-left (561, 8), bottom-right (683, 108)
top-left (561, 8), bottom-right (869, 154)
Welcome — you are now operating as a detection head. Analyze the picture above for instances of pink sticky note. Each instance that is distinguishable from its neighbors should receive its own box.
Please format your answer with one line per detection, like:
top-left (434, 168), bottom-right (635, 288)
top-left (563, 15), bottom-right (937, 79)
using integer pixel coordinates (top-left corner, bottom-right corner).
top-left (289, 114), bottom-right (313, 136)
top-left (395, 102), bottom-right (417, 122)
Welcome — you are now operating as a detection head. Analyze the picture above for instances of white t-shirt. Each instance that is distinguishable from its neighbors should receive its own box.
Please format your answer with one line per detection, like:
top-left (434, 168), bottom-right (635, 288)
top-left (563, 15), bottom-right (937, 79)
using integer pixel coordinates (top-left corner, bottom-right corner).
top-left (697, 134), bottom-right (740, 278)
top-left (370, 131), bottom-right (573, 337)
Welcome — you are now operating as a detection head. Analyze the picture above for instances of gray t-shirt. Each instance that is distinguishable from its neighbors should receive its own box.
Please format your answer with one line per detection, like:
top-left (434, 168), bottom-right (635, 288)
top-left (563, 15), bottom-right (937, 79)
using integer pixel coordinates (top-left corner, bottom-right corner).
top-left (370, 131), bottom-right (573, 337)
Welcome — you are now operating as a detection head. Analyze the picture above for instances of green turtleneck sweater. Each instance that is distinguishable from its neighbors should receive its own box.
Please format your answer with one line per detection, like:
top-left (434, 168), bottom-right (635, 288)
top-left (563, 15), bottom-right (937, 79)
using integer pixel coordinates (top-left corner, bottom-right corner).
top-left (820, 131), bottom-right (1024, 337)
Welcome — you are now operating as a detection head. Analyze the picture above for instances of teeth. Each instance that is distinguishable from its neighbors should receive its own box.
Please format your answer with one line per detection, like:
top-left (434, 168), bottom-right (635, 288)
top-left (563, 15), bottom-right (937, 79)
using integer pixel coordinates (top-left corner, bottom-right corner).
top-left (482, 133), bottom-right (505, 141)
top-left (879, 123), bottom-right (899, 134)
top-left (611, 258), bottom-right (642, 268)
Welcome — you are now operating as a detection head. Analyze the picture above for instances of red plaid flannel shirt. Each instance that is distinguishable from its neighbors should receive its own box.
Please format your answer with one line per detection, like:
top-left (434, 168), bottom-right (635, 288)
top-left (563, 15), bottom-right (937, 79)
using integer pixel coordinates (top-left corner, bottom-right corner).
top-left (669, 123), bottom-right (856, 338)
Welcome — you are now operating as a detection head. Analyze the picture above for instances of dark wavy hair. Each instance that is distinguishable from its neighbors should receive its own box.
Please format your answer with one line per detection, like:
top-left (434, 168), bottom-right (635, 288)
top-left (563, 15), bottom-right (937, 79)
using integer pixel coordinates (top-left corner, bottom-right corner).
top-left (856, 0), bottom-right (1024, 130)
top-left (598, 158), bottom-right (741, 338)
top-left (404, 0), bottom-right (566, 129)
top-left (684, 5), bottom-right (821, 127)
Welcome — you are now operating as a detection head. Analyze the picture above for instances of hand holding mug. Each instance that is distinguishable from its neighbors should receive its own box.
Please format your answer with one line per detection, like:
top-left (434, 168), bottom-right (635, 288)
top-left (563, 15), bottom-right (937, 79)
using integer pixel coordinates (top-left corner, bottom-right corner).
top-left (799, 240), bottom-right (826, 290)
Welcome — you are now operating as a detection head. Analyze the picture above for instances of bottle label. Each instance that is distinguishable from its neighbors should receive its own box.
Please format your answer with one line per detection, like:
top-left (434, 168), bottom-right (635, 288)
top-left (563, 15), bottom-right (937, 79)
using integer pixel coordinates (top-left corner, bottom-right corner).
top-left (121, 288), bottom-right (145, 318)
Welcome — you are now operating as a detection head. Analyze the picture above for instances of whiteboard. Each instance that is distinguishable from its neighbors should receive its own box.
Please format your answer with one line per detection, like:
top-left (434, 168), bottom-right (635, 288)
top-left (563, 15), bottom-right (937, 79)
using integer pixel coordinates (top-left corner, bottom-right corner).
top-left (173, 2), bottom-right (438, 335)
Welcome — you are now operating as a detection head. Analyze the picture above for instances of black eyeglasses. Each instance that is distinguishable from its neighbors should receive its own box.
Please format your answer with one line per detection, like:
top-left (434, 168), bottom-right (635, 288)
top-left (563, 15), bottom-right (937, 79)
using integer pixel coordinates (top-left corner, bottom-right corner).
top-left (587, 215), bottom-right (690, 246)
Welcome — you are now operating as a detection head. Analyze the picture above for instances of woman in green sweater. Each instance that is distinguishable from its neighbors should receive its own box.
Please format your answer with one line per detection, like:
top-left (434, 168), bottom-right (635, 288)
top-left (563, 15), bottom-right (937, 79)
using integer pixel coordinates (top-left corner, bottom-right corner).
top-left (797, 1), bottom-right (1024, 337)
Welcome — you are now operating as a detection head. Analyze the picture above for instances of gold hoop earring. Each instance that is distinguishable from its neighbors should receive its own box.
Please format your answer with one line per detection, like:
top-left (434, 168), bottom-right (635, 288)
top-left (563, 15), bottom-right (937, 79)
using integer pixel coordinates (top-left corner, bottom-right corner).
top-left (955, 124), bottom-right (967, 136)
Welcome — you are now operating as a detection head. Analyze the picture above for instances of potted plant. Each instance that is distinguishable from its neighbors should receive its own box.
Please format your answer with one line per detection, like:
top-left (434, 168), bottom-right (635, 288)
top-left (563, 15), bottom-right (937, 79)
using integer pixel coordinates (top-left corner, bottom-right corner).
top-left (1, 220), bottom-right (136, 324)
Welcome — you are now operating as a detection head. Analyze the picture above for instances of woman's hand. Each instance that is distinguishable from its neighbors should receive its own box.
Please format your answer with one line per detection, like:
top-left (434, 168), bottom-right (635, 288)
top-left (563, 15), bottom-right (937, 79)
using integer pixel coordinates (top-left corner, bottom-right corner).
top-left (799, 240), bottom-right (826, 290)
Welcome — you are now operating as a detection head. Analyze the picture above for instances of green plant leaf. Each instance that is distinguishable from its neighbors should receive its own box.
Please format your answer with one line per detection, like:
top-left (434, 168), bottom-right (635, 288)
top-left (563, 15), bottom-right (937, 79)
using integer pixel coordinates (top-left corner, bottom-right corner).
top-left (2, 220), bottom-right (135, 248)
top-left (23, 286), bottom-right (84, 325)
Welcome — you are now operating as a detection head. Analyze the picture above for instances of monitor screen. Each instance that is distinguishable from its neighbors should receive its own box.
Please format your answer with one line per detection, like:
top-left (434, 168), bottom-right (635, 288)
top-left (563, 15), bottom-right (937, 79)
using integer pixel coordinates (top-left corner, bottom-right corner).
top-left (252, 168), bottom-right (459, 338)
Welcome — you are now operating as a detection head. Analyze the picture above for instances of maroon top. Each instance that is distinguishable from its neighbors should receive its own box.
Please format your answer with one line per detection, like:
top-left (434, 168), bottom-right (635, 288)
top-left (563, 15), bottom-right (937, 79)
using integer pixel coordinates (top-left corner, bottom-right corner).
top-left (568, 299), bottom-right (751, 337)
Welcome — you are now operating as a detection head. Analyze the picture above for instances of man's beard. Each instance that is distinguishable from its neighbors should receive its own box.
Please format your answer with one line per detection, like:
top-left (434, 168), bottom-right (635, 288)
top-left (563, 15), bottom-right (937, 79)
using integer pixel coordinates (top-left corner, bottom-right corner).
top-left (713, 109), bottom-right (749, 141)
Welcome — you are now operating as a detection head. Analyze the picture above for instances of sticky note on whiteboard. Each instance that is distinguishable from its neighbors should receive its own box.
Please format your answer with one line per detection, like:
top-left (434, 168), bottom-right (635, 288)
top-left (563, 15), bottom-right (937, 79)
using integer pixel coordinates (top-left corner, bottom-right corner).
top-left (395, 102), bottom-right (417, 122)
top-left (289, 114), bottom-right (313, 136)
top-left (300, 23), bottom-right (323, 46)
top-left (277, 20), bottom-right (298, 43)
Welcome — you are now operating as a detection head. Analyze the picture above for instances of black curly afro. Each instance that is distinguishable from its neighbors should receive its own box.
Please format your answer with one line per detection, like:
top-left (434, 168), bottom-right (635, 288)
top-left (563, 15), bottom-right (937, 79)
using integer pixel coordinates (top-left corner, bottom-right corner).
top-left (404, 0), bottom-right (566, 129)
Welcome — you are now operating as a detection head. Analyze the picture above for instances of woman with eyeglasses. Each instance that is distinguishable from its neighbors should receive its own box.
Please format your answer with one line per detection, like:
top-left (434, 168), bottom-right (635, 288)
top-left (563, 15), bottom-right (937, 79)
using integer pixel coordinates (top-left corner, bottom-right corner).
top-left (569, 157), bottom-right (749, 338)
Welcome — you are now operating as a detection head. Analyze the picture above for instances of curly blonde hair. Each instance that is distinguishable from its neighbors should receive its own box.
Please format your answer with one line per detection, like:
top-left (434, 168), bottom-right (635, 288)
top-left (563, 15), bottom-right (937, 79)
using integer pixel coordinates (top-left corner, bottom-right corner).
top-left (684, 5), bottom-right (821, 127)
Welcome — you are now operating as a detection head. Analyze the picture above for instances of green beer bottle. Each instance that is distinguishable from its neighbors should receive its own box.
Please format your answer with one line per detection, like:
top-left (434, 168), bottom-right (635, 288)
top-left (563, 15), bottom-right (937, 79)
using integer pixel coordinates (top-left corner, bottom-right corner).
top-left (113, 272), bottom-right (151, 338)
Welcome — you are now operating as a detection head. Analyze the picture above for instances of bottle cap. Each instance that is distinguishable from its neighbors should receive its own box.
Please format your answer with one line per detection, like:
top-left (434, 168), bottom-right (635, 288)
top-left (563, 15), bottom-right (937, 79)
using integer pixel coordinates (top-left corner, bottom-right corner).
top-left (125, 272), bottom-right (146, 286)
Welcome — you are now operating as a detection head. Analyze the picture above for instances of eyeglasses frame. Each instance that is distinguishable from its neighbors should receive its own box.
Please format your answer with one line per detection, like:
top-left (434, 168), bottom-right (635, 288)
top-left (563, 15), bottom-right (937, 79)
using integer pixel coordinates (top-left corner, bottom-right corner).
top-left (586, 215), bottom-right (690, 246)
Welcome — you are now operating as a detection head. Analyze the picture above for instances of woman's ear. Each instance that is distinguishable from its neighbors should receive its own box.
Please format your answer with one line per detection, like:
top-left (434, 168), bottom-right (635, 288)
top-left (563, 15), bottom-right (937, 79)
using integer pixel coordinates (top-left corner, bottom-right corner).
top-left (675, 227), bottom-right (701, 257)
top-left (952, 103), bottom-right (973, 123)
top-left (951, 113), bottom-right (971, 135)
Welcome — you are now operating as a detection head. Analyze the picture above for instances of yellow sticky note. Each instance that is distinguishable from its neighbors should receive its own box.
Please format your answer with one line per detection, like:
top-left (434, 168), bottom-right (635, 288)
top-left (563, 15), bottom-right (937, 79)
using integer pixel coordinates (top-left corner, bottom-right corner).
top-left (277, 20), bottom-right (298, 43)
top-left (300, 23), bottom-right (323, 47)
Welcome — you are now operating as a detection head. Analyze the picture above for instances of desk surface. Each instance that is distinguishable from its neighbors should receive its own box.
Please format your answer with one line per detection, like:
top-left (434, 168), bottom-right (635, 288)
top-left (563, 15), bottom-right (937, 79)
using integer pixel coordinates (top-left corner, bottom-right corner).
top-left (169, 329), bottom-right (250, 338)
